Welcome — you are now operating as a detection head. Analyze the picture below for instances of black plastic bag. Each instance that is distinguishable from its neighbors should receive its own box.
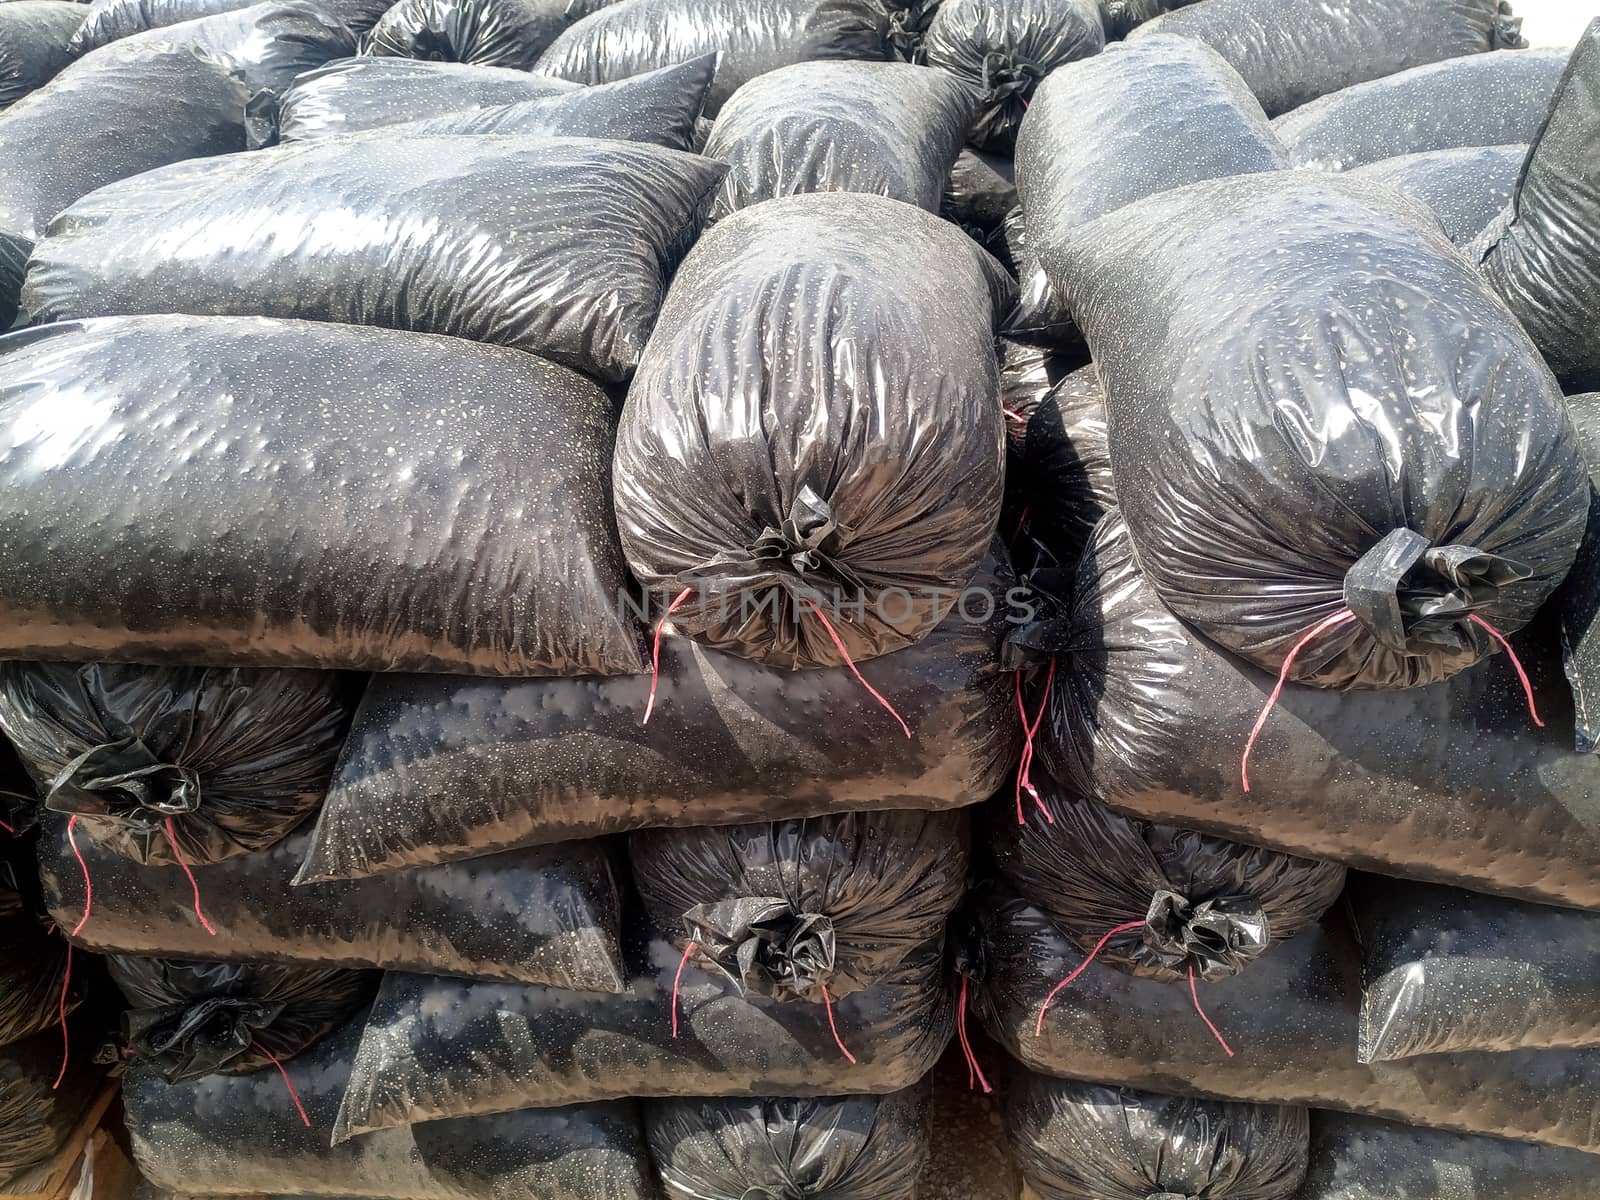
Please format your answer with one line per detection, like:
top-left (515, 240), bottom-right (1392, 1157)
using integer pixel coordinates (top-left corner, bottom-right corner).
top-left (361, 0), bottom-right (576, 68)
top-left (1097, 0), bottom-right (1199, 39)
top-left (1348, 874), bottom-right (1600, 1062)
top-left (702, 60), bottom-right (978, 223)
top-left (37, 816), bottom-right (626, 990)
top-left (1557, 391), bottom-right (1600, 753)
top-left (1008, 33), bottom-right (1284, 354)
top-left (26, 137), bottom-right (725, 385)
top-left (0, 2), bottom-right (354, 325)
top-left (1300, 1111), bottom-right (1600, 1200)
top-left (71, 0), bottom-right (389, 54)
top-left (1009, 365), bottom-right (1111, 569)
top-left (0, 2), bottom-right (81, 110)
top-left (1472, 22), bottom-right (1600, 392)
top-left (630, 813), bottom-right (967, 1004)
top-left (917, 0), bottom-right (1105, 153)
top-left (614, 192), bottom-right (1011, 671)
top-left (0, 316), bottom-right (642, 676)
top-left (0, 906), bottom-right (73, 1050)
top-left (999, 341), bottom-right (1079, 440)
top-left (1053, 172), bottom-right (1589, 690)
top-left (944, 147), bottom-right (1016, 240)
top-left (107, 956), bottom-right (375, 1082)
top-left (367, 55), bottom-right (714, 148)
top-left (644, 1085), bottom-right (931, 1200)
top-left (297, 552), bottom-right (1020, 881)
top-left (1273, 49), bottom-right (1567, 170)
top-left (1041, 514), bottom-right (1600, 911)
top-left (535, 0), bottom-right (889, 116)
top-left (1347, 145), bottom-right (1525, 245)
top-left (0, 1025), bottom-right (103, 1178)
top-left (262, 57), bottom-right (578, 143)
top-left (125, 1010), bottom-right (655, 1199)
top-left (1008, 1072), bottom-right (1309, 1200)
top-left (0, 664), bottom-right (355, 869)
top-left (968, 886), bottom-right (1600, 1154)
top-left (988, 776), bottom-right (1345, 985)
top-left (1127, 0), bottom-right (1524, 116)
top-left (331, 931), bottom-right (950, 1140)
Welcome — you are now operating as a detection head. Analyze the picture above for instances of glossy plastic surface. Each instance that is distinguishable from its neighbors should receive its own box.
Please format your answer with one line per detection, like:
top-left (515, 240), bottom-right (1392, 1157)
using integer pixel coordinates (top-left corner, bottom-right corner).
top-left (38, 817), bottom-right (626, 990)
top-left (0, 902), bottom-right (73, 1049)
top-left (0, 2), bottom-right (80, 109)
top-left (1054, 173), bottom-right (1588, 689)
top-left (1128, 0), bottom-right (1524, 116)
top-left (534, 0), bottom-right (890, 116)
top-left (1348, 144), bottom-right (1525, 244)
top-left (1556, 392), bottom-right (1600, 751)
top-left (630, 812), bottom-right (967, 1002)
top-left (1009, 364), bottom-right (1110, 569)
top-left (644, 1085), bottom-right (931, 1200)
top-left (26, 136), bottom-right (725, 384)
top-left (362, 0), bottom-right (572, 67)
top-left (1009, 1073), bottom-right (1308, 1200)
top-left (70, 0), bottom-right (387, 53)
top-left (0, 664), bottom-right (355, 868)
top-left (0, 316), bottom-right (642, 676)
top-left (614, 191), bottom-right (1011, 670)
top-left (1041, 515), bottom-right (1600, 910)
top-left (0, 1025), bottom-right (103, 1177)
top-left (1274, 49), bottom-right (1567, 170)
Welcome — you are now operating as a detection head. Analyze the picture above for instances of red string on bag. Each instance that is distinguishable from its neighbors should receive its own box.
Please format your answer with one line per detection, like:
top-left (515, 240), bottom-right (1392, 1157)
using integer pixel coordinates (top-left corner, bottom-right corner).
top-left (163, 818), bottom-right (216, 936)
top-left (0, 818), bottom-right (13, 835)
top-left (65, 814), bottom-right (92, 936)
top-left (51, 942), bottom-right (72, 1090)
top-left (252, 1040), bottom-right (311, 1128)
top-left (821, 987), bottom-right (857, 1065)
top-left (801, 600), bottom-right (911, 739)
top-left (956, 975), bottom-right (991, 1094)
top-left (1187, 964), bottom-right (1235, 1058)
top-left (643, 587), bottom-right (694, 725)
top-left (1468, 613), bottom-right (1543, 726)
top-left (1014, 661), bottom-right (1056, 826)
top-left (669, 940), bottom-right (696, 1039)
top-left (1034, 918), bottom-right (1145, 1036)
top-left (1241, 609), bottom-right (1356, 793)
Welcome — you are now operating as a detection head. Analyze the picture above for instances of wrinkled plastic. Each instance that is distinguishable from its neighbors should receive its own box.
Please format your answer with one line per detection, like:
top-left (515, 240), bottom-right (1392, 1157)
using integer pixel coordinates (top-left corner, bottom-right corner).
top-left (0, 2), bottom-right (80, 109)
top-left (969, 887), bottom-right (1600, 1154)
top-left (70, 0), bottom-right (388, 54)
top-left (0, 664), bottom-right (355, 869)
top-left (37, 816), bottom-right (626, 990)
top-left (703, 61), bottom-right (978, 223)
top-left (1009, 34), bottom-right (1285, 356)
top-left (1009, 365), bottom-right (1111, 569)
top-left (0, 2), bottom-right (354, 325)
top-left (1053, 173), bottom-right (1588, 689)
top-left (644, 1086), bottom-right (931, 1200)
top-left (298, 553), bottom-right (1020, 881)
top-left (1300, 1111), bottom-right (1600, 1200)
top-left (988, 776), bottom-right (1344, 984)
top-left (1348, 145), bottom-right (1525, 244)
top-left (918, 0), bottom-right (1105, 153)
top-left (107, 956), bottom-right (375, 1082)
top-left (0, 906), bottom-right (73, 1049)
top-left (1042, 515), bottom-right (1600, 910)
top-left (0, 1025), bottom-right (103, 1178)
top-left (125, 1010), bottom-right (655, 1200)
top-left (1472, 22), bottom-right (1600, 392)
top-left (26, 137), bottom-right (724, 385)
top-left (1008, 1072), bottom-right (1309, 1200)
top-left (614, 192), bottom-right (1011, 671)
top-left (630, 812), bottom-right (967, 1004)
top-left (332, 931), bottom-right (950, 1140)
top-left (1557, 392), bottom-right (1600, 752)
top-left (0, 316), bottom-right (642, 676)
top-left (362, 0), bottom-right (574, 67)
top-left (1348, 875), bottom-right (1600, 1062)
top-left (1273, 49), bottom-right (1567, 170)
top-left (943, 147), bottom-right (1016, 242)
top-left (1097, 0), bottom-right (1199, 39)
top-left (366, 55), bottom-right (714, 148)
top-left (1128, 0), bottom-right (1524, 116)
top-left (535, 0), bottom-right (890, 116)
top-left (262, 57), bottom-right (577, 143)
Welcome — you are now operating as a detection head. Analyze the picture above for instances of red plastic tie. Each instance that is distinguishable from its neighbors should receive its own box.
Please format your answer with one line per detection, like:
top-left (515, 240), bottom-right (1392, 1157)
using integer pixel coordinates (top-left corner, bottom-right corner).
top-left (0, 817), bottom-right (13, 835)
top-left (1188, 964), bottom-right (1235, 1058)
top-left (65, 815), bottom-right (92, 937)
top-left (163, 818), bottom-right (217, 937)
top-left (821, 987), bottom-right (857, 1065)
top-left (643, 587), bottom-right (694, 725)
top-left (51, 942), bottom-right (72, 1090)
top-left (801, 600), bottom-right (911, 739)
top-left (1014, 661), bottom-right (1057, 826)
top-left (1469, 614), bottom-right (1543, 728)
top-left (1035, 919), bottom-right (1146, 1037)
top-left (1241, 609), bottom-right (1357, 793)
top-left (956, 975), bottom-right (992, 1094)
top-left (252, 1040), bottom-right (312, 1128)
top-left (1011, 505), bottom-right (1031, 546)
top-left (670, 939), bottom-right (696, 1039)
